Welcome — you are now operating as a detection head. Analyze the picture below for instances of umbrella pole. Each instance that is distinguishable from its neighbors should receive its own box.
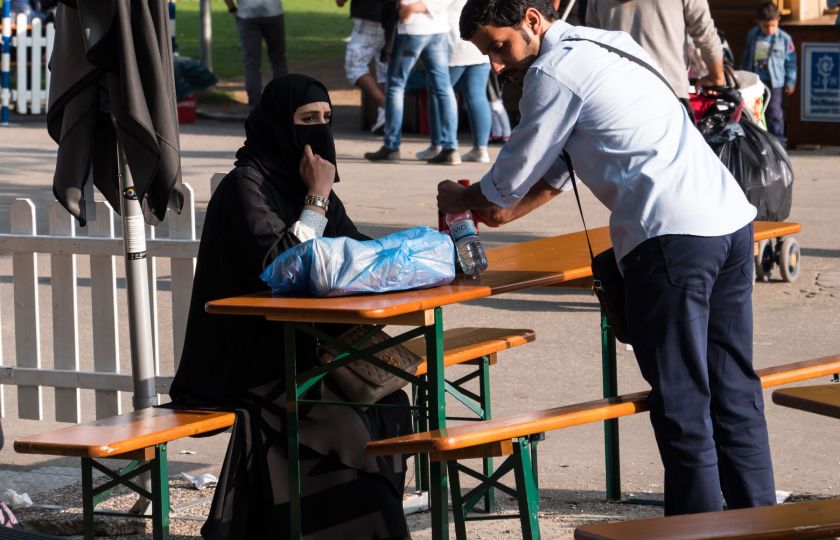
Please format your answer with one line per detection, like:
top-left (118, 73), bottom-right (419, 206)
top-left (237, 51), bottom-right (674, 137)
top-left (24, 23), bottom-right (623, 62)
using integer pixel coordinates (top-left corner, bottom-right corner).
top-left (115, 138), bottom-right (158, 411)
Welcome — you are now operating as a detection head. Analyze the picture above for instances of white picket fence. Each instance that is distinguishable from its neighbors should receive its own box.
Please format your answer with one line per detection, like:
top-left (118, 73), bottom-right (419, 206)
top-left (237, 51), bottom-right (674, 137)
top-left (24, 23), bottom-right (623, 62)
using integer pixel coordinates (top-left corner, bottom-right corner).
top-left (0, 183), bottom-right (205, 424)
top-left (0, 13), bottom-right (53, 120)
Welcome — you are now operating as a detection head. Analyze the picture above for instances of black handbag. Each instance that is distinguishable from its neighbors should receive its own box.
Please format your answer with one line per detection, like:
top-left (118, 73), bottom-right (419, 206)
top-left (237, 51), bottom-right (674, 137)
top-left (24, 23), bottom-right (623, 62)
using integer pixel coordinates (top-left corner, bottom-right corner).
top-left (317, 325), bottom-right (422, 404)
top-left (564, 151), bottom-right (630, 344)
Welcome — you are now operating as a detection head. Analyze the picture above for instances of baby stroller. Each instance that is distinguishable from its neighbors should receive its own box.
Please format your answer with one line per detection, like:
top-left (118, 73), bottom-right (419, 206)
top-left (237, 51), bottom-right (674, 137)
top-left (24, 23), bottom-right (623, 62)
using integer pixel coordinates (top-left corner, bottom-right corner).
top-left (691, 81), bottom-right (801, 282)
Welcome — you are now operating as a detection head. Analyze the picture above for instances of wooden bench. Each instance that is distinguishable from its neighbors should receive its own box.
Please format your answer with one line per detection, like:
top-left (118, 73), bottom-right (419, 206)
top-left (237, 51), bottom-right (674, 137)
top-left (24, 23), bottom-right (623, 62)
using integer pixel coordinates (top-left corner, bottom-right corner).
top-left (403, 326), bottom-right (535, 511)
top-left (14, 408), bottom-right (235, 540)
top-left (404, 327), bottom-right (535, 378)
top-left (11, 327), bottom-right (533, 537)
top-left (573, 497), bottom-right (840, 539)
top-left (366, 354), bottom-right (840, 539)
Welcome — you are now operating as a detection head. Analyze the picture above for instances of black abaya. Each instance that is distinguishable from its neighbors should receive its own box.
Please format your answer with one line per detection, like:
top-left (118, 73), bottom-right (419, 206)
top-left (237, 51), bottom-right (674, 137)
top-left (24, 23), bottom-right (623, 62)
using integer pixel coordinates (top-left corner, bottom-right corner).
top-left (169, 75), bottom-right (412, 540)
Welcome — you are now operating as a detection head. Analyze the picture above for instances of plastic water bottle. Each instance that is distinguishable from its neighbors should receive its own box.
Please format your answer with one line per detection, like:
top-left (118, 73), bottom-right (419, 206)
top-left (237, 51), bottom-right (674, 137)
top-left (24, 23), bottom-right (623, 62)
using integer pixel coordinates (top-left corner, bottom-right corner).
top-left (446, 210), bottom-right (488, 278)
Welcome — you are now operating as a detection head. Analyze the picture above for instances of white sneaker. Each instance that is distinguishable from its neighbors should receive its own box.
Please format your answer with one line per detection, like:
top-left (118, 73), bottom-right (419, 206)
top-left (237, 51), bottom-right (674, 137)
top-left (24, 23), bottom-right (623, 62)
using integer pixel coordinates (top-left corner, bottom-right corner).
top-left (416, 145), bottom-right (442, 160)
top-left (370, 107), bottom-right (386, 134)
top-left (462, 147), bottom-right (490, 163)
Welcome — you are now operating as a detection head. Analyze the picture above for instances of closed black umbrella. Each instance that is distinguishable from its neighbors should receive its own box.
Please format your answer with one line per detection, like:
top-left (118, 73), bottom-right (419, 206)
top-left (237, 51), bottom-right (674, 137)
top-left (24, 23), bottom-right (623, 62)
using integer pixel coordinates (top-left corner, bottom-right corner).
top-left (48, 0), bottom-right (185, 412)
top-left (49, 0), bottom-right (184, 226)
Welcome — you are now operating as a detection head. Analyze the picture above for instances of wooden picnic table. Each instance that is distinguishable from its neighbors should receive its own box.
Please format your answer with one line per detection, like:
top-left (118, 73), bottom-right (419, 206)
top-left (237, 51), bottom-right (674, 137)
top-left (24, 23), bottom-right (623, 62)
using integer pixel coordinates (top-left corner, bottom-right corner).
top-left (205, 220), bottom-right (800, 540)
top-left (772, 383), bottom-right (840, 420)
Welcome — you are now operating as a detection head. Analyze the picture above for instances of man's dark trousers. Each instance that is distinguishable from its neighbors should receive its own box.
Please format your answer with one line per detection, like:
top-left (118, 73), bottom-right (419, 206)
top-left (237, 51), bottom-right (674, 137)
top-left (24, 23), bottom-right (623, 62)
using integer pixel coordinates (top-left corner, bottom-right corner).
top-left (621, 223), bottom-right (776, 515)
top-left (236, 14), bottom-right (288, 109)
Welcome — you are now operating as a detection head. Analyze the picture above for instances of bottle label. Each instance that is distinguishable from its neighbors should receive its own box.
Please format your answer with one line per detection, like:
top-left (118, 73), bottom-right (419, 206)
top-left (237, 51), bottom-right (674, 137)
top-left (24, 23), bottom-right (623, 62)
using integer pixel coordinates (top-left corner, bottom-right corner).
top-left (450, 219), bottom-right (477, 241)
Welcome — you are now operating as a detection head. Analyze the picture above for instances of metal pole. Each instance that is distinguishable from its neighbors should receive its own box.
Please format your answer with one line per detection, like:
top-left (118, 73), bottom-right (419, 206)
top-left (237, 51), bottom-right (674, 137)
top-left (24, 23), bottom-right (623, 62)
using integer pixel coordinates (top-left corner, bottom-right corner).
top-left (114, 130), bottom-right (157, 411)
top-left (1, 0), bottom-right (11, 125)
top-left (560, 0), bottom-right (576, 22)
top-left (199, 0), bottom-right (212, 71)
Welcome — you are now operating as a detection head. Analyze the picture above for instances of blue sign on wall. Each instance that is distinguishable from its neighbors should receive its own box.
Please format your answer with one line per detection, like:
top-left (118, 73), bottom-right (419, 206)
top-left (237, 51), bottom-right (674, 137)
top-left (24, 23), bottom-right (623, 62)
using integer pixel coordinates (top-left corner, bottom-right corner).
top-left (802, 43), bottom-right (840, 122)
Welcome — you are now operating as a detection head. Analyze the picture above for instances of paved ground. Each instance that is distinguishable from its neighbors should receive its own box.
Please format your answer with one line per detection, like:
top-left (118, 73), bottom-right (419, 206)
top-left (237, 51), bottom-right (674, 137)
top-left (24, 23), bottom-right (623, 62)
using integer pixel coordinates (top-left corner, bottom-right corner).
top-left (1, 93), bottom-right (839, 538)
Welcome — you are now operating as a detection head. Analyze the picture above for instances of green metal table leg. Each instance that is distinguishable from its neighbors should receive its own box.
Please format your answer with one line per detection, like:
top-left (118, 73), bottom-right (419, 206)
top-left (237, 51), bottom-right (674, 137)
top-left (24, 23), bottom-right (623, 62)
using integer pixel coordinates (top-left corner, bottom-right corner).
top-left (513, 438), bottom-right (541, 540)
top-left (81, 458), bottom-right (95, 540)
top-left (529, 433), bottom-right (545, 511)
top-left (478, 356), bottom-right (495, 513)
top-left (284, 322), bottom-right (303, 539)
top-left (416, 377), bottom-right (430, 493)
top-left (425, 307), bottom-right (449, 540)
top-left (601, 310), bottom-right (621, 502)
top-left (151, 444), bottom-right (170, 540)
top-left (411, 382), bottom-right (422, 493)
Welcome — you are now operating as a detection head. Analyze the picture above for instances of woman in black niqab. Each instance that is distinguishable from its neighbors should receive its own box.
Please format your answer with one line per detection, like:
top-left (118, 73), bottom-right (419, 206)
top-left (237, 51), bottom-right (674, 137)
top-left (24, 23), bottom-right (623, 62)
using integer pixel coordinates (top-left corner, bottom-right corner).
top-left (169, 74), bottom-right (412, 540)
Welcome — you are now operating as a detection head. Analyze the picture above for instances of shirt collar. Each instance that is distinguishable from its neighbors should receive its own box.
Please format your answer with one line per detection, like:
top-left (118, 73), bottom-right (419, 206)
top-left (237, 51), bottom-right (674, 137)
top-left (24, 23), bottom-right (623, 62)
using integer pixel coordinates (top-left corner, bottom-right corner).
top-left (539, 19), bottom-right (574, 57)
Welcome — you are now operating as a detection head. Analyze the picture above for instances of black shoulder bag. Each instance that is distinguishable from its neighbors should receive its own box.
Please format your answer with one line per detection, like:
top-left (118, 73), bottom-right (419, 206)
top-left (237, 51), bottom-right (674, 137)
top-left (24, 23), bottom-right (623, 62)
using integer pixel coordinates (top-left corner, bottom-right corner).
top-left (560, 37), bottom-right (684, 345)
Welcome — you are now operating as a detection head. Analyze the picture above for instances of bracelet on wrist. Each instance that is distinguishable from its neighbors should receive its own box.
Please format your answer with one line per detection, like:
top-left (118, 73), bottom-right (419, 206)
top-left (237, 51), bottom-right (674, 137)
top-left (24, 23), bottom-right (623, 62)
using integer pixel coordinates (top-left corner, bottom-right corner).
top-left (303, 193), bottom-right (329, 212)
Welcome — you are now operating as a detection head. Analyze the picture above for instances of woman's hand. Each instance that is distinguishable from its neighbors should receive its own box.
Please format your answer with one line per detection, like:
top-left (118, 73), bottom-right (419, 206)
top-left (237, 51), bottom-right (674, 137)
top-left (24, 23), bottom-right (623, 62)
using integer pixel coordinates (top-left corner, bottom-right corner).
top-left (299, 144), bottom-right (335, 199)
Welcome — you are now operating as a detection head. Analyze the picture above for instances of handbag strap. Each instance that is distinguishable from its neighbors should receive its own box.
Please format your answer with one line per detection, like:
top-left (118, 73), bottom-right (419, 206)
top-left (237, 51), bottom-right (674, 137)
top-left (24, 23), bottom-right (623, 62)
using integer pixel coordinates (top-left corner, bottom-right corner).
top-left (563, 150), bottom-right (595, 261)
top-left (561, 37), bottom-right (679, 99)
top-left (560, 37), bottom-right (680, 263)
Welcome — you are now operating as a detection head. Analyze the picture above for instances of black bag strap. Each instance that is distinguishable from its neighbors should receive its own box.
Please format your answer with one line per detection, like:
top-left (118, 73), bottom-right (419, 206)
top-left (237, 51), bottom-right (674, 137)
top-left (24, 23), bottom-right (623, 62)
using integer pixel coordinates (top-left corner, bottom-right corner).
top-left (560, 37), bottom-right (679, 99)
top-left (563, 150), bottom-right (595, 260)
top-left (560, 37), bottom-right (680, 263)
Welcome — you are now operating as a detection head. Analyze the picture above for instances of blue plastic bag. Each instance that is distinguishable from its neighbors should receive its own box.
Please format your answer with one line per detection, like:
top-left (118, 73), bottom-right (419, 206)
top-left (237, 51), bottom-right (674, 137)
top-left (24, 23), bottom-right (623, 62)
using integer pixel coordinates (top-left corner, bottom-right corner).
top-left (260, 226), bottom-right (456, 297)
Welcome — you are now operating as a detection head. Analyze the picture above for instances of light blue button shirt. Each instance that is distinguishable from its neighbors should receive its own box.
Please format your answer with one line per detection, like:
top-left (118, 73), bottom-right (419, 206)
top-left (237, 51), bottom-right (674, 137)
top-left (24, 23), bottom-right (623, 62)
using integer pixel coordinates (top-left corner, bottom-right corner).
top-left (480, 21), bottom-right (757, 263)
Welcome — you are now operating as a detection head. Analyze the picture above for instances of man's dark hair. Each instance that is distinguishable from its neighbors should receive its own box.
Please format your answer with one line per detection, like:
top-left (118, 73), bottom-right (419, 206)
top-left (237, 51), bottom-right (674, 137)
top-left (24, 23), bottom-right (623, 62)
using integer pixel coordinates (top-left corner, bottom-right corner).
top-left (460, 0), bottom-right (558, 41)
top-left (756, 1), bottom-right (780, 22)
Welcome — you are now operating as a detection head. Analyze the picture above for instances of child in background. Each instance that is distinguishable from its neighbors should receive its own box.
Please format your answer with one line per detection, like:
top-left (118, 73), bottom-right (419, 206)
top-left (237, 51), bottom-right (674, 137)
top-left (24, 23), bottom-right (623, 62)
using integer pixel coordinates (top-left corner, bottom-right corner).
top-left (740, 1), bottom-right (797, 145)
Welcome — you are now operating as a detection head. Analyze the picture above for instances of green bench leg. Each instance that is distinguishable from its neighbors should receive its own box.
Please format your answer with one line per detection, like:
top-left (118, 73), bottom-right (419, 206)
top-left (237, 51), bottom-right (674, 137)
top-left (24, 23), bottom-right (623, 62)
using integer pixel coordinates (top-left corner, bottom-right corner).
top-left (448, 460), bottom-right (468, 540)
top-left (478, 356), bottom-right (495, 514)
top-left (151, 444), bottom-right (170, 540)
top-left (513, 438), bottom-right (541, 540)
top-left (81, 458), bottom-right (95, 540)
top-left (80, 443), bottom-right (170, 540)
top-left (447, 435), bottom-right (543, 539)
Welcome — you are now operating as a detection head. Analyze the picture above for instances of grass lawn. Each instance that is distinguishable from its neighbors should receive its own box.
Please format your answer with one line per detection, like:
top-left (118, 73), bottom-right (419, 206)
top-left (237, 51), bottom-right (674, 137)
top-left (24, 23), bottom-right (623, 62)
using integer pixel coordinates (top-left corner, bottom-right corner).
top-left (175, 0), bottom-right (353, 84)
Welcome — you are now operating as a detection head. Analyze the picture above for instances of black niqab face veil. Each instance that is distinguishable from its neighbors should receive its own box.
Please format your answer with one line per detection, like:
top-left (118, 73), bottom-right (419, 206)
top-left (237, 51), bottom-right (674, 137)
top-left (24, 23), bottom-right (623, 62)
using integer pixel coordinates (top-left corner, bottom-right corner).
top-left (235, 74), bottom-right (339, 194)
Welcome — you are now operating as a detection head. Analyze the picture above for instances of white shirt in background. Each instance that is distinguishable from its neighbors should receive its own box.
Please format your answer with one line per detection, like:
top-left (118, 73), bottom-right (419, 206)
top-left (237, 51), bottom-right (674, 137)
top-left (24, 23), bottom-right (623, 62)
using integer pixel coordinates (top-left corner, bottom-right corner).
top-left (447, 0), bottom-right (488, 66)
top-left (398, 0), bottom-right (450, 36)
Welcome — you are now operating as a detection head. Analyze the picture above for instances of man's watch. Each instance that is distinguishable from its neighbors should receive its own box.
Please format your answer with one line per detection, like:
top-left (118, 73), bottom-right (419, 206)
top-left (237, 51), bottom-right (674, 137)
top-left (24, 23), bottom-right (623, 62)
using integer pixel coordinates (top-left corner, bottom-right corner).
top-left (303, 194), bottom-right (329, 212)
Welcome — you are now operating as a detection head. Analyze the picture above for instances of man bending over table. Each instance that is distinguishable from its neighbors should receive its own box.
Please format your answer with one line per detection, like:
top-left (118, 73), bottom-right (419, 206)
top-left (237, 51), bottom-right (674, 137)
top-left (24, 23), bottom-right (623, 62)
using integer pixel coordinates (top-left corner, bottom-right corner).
top-left (436, 0), bottom-right (775, 516)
